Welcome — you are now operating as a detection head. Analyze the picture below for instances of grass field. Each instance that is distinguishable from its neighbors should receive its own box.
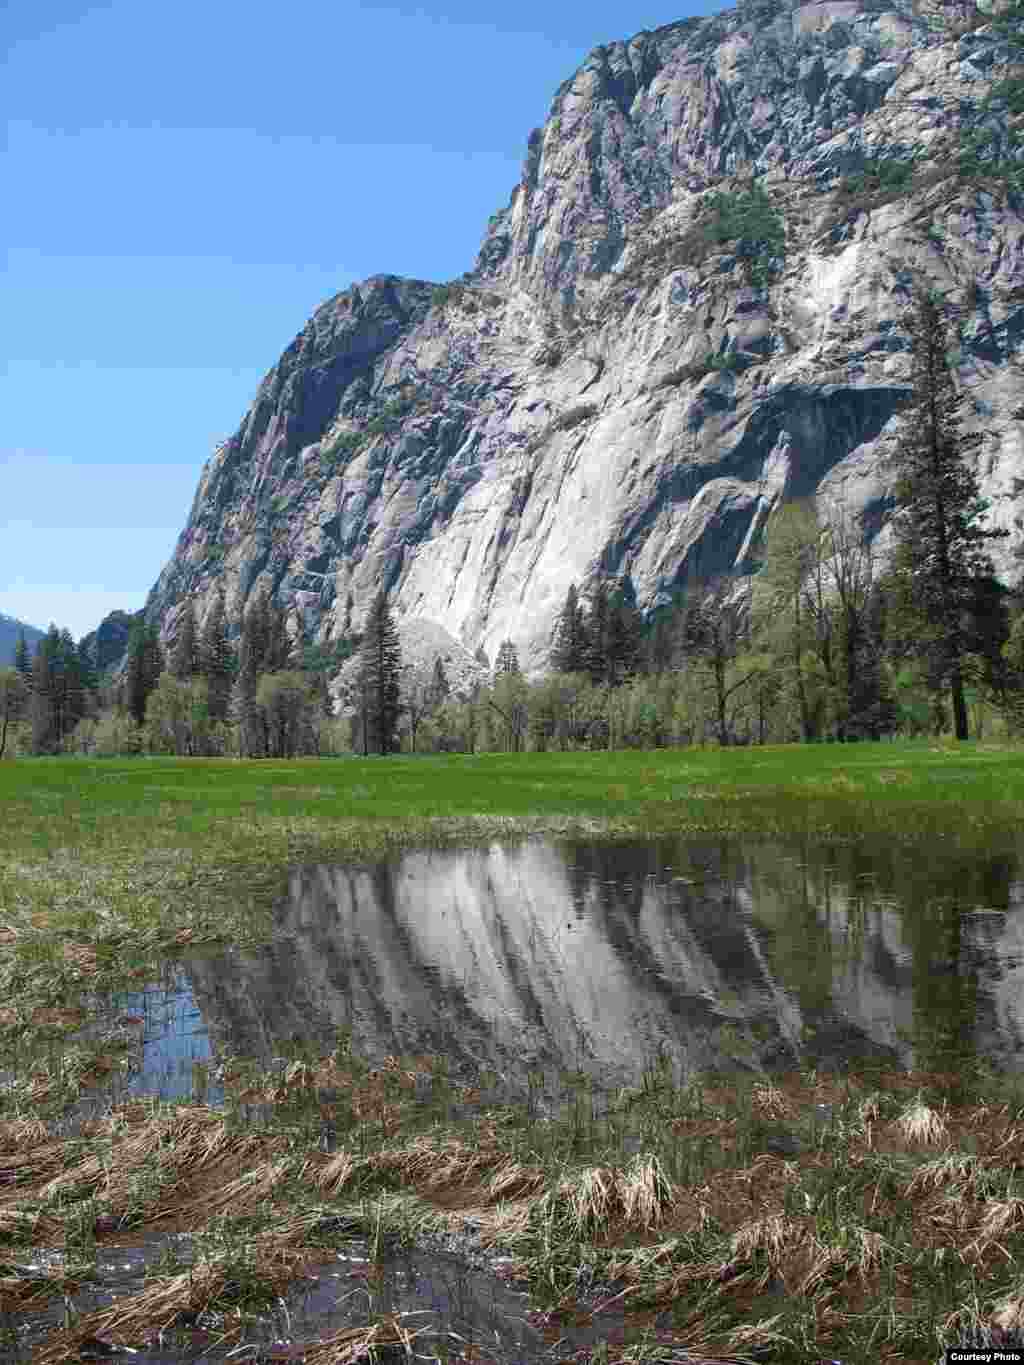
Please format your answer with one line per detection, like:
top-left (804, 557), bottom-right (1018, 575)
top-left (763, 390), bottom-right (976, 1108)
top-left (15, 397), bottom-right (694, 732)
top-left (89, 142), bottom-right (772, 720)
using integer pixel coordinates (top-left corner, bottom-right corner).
top-left (3, 740), bottom-right (1024, 957)
top-left (2, 741), bottom-right (1024, 1363)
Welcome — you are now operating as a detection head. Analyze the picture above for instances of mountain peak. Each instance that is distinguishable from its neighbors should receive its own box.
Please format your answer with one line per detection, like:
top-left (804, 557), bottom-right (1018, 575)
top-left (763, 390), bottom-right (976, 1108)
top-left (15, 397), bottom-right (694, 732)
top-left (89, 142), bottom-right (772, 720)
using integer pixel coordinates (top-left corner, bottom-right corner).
top-left (145, 0), bottom-right (1024, 673)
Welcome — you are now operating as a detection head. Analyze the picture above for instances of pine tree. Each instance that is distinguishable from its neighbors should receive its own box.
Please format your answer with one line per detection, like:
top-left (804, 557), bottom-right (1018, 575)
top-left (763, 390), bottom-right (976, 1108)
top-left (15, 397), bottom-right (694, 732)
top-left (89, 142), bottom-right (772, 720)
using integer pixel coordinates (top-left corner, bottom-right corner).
top-left (425, 656), bottom-right (450, 710)
top-left (199, 592), bottom-right (233, 723)
top-left (494, 638), bottom-right (520, 676)
top-left (126, 622), bottom-right (164, 726)
top-left (551, 584), bottom-right (590, 673)
top-left (608, 588), bottom-right (642, 684)
top-left (30, 627), bottom-right (58, 753)
top-left (885, 284), bottom-right (1010, 740)
top-left (585, 582), bottom-right (612, 685)
top-left (169, 599), bottom-right (198, 679)
top-left (264, 595), bottom-right (293, 672)
top-left (55, 628), bottom-right (85, 742)
top-left (356, 590), bottom-right (402, 755)
top-left (13, 630), bottom-right (31, 682)
top-left (76, 635), bottom-right (98, 697)
top-left (243, 590), bottom-right (271, 677)
top-left (233, 603), bottom-right (266, 756)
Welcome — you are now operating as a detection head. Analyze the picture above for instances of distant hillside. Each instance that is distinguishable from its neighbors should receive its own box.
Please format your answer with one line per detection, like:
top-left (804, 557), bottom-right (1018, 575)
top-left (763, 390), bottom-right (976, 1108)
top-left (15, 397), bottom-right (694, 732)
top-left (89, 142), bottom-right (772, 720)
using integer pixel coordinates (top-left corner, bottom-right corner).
top-left (0, 613), bottom-right (44, 668)
top-left (79, 610), bottom-right (141, 675)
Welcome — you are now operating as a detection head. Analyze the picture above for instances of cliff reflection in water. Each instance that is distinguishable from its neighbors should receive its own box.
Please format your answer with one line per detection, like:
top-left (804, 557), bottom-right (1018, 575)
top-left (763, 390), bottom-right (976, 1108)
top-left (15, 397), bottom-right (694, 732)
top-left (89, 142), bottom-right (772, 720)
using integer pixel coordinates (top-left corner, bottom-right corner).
top-left (183, 834), bottom-right (1024, 1096)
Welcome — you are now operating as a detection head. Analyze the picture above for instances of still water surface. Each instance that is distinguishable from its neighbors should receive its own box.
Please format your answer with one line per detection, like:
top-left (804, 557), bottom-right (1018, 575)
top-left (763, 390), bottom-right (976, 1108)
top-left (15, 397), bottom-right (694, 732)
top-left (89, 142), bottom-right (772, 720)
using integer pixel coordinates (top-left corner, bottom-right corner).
top-left (98, 831), bottom-right (1024, 1110)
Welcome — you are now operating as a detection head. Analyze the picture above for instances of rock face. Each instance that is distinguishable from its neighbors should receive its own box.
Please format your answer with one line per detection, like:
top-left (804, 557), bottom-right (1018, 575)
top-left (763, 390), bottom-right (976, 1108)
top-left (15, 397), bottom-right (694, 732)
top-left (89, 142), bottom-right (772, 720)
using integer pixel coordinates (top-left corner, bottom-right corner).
top-left (329, 618), bottom-right (490, 715)
top-left (78, 610), bottom-right (140, 674)
top-left (146, 0), bottom-right (1024, 673)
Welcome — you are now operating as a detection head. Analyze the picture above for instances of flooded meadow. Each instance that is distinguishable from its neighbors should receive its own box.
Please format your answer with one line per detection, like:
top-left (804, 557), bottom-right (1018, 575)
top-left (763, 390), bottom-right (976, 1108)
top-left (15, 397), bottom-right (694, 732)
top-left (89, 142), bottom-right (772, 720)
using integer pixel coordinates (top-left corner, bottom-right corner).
top-left (5, 828), bottom-right (1024, 1364)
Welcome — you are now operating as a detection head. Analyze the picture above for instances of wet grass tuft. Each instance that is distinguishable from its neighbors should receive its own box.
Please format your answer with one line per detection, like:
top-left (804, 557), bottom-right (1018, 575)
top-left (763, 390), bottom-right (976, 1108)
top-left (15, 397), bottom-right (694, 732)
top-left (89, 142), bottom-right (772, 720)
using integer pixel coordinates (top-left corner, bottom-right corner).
top-left (3, 1038), bottom-right (1024, 1361)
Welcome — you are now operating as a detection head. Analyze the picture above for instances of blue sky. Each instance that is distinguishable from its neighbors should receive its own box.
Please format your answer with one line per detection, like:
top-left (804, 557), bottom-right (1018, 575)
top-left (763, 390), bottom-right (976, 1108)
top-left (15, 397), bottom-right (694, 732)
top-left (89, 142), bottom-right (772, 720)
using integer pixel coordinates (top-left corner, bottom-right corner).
top-left (4, 0), bottom-right (723, 643)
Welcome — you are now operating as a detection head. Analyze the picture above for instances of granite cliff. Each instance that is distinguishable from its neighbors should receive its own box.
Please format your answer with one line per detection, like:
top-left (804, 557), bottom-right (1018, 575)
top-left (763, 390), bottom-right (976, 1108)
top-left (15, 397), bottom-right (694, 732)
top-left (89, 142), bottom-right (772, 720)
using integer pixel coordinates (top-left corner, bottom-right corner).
top-left (146, 0), bottom-right (1024, 672)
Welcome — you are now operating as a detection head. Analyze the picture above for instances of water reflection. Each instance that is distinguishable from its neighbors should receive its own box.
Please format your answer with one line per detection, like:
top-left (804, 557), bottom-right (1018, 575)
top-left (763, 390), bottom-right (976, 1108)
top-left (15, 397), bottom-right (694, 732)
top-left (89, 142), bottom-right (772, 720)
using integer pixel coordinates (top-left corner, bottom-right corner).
top-left (168, 835), bottom-right (1024, 1107)
top-left (78, 834), bottom-right (1024, 1109)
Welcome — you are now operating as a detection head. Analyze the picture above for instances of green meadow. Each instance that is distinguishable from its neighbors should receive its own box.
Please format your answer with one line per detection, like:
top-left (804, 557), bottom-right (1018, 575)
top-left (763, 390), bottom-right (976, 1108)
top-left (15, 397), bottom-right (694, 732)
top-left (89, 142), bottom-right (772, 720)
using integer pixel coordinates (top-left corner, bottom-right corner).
top-left (2, 740), bottom-right (1023, 956)
top-left (3, 741), bottom-right (1024, 1365)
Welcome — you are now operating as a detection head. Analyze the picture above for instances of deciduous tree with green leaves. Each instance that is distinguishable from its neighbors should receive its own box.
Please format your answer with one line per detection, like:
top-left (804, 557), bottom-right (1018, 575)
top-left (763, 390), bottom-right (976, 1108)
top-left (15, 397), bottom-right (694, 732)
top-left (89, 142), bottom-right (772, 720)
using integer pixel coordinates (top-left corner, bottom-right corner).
top-left (0, 668), bottom-right (28, 759)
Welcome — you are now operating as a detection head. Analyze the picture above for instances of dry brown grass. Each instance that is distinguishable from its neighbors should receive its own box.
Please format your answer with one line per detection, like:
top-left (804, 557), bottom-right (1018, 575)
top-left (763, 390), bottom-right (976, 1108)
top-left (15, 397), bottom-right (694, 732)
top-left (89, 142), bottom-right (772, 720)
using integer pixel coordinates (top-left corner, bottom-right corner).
top-left (2, 1045), bottom-right (1024, 1365)
top-left (32, 1256), bottom-right (308, 1365)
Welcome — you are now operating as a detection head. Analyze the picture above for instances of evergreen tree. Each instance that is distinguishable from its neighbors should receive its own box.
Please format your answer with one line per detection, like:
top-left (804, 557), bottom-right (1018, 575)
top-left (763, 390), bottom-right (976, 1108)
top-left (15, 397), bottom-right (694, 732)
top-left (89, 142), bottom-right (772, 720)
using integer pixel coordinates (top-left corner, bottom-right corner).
top-left (54, 628), bottom-right (86, 742)
top-left (126, 622), bottom-right (164, 727)
top-left (584, 581), bottom-right (641, 686)
top-left (199, 592), bottom-right (234, 723)
top-left (551, 584), bottom-right (590, 673)
top-left (243, 590), bottom-right (271, 677)
top-left (608, 588), bottom-right (643, 684)
top-left (169, 599), bottom-right (198, 679)
top-left (885, 284), bottom-right (1010, 740)
top-left (264, 595), bottom-right (293, 672)
top-left (29, 628), bottom-right (58, 753)
top-left (642, 606), bottom-right (679, 675)
top-left (237, 587), bottom-right (292, 677)
top-left (25, 626), bottom-right (89, 751)
top-left (426, 656), bottom-right (450, 710)
top-left (356, 590), bottom-right (402, 755)
top-left (585, 582), bottom-right (613, 685)
top-left (494, 638), bottom-right (521, 676)
top-left (233, 602), bottom-right (266, 756)
top-left (76, 635), bottom-right (99, 697)
top-left (13, 630), bottom-right (31, 682)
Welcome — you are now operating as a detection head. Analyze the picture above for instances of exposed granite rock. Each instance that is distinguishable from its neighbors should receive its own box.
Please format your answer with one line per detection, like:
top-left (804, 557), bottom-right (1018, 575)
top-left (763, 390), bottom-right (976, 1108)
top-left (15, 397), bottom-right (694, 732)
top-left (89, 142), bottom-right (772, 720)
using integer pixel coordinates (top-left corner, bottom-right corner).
top-left (329, 618), bottom-right (489, 716)
top-left (78, 609), bottom-right (141, 674)
top-left (146, 0), bottom-right (1024, 674)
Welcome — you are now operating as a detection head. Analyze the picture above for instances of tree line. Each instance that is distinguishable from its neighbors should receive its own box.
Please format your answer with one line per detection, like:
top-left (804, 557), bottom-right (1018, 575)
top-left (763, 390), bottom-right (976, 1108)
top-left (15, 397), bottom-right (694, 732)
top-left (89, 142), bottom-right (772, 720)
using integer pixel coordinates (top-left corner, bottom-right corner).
top-left (0, 588), bottom-right (406, 759)
top-left (2, 282), bottom-right (1022, 757)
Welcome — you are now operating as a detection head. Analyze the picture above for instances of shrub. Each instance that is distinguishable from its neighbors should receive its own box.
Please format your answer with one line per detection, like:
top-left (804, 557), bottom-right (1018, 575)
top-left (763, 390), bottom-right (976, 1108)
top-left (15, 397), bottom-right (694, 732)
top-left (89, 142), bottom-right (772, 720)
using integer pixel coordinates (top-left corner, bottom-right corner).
top-left (362, 390), bottom-right (419, 441)
top-left (703, 351), bottom-right (745, 373)
top-left (431, 281), bottom-right (501, 313)
top-left (604, 184), bottom-right (786, 313)
top-left (89, 709), bottom-right (143, 757)
top-left (839, 156), bottom-right (917, 198)
top-left (704, 184), bottom-right (785, 253)
top-left (320, 430), bottom-right (364, 469)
